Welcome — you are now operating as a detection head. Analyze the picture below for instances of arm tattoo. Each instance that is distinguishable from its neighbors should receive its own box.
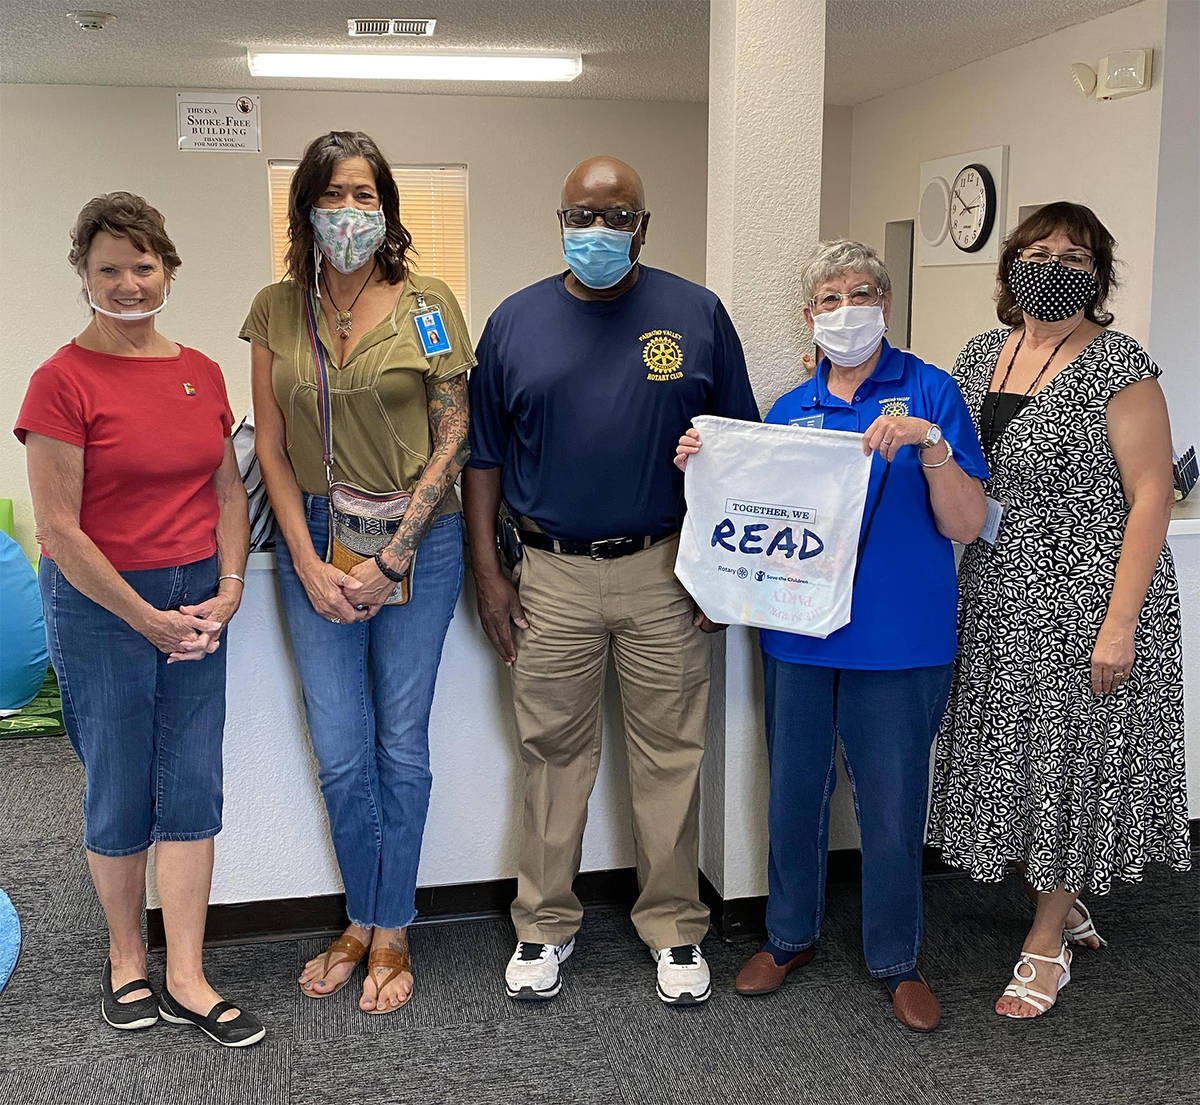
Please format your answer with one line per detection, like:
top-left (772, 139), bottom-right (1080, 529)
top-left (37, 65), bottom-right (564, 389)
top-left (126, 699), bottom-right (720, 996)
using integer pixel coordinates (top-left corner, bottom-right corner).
top-left (380, 373), bottom-right (469, 575)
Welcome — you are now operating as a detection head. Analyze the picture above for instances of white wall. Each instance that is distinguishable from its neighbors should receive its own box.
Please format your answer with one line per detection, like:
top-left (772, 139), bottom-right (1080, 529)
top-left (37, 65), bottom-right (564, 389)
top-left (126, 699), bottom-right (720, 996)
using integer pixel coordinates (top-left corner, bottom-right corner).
top-left (1150, 0), bottom-right (1200, 451)
top-left (0, 83), bottom-right (709, 550)
top-left (848, 0), bottom-right (1168, 376)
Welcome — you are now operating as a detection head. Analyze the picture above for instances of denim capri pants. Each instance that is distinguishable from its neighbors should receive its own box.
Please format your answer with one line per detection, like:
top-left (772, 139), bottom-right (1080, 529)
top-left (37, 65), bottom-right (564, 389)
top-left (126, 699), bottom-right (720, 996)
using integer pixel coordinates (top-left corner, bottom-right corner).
top-left (40, 554), bottom-right (226, 857)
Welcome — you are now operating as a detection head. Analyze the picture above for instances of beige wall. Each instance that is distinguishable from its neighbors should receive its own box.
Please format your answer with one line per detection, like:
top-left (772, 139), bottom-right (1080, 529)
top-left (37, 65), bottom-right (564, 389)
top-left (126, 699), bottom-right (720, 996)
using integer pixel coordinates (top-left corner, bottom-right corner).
top-left (848, 0), bottom-right (1168, 375)
top-left (819, 104), bottom-right (853, 239)
top-left (0, 84), bottom-right (708, 551)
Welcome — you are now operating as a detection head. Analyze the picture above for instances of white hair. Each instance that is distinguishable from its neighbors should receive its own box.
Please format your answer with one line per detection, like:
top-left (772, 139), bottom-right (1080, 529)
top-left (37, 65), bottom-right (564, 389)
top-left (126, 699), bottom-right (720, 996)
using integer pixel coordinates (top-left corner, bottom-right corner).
top-left (800, 239), bottom-right (891, 304)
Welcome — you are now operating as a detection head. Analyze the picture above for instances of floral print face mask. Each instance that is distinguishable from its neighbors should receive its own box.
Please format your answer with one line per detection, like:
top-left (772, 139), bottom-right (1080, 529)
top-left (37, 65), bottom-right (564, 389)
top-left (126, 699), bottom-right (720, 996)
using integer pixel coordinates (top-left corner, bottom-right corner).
top-left (309, 206), bottom-right (388, 275)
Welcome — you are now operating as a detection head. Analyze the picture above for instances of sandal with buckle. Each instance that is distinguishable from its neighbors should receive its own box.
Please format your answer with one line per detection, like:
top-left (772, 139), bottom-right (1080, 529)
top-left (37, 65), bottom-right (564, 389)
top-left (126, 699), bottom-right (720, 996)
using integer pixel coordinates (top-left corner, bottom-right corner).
top-left (363, 946), bottom-right (413, 1015)
top-left (300, 933), bottom-right (369, 999)
top-left (1064, 899), bottom-right (1108, 949)
top-left (999, 943), bottom-right (1072, 1018)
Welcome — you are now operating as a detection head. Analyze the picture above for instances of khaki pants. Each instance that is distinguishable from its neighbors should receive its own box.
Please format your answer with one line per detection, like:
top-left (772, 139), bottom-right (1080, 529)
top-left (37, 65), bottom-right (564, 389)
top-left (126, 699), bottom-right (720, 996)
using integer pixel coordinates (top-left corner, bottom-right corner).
top-left (509, 536), bottom-right (712, 950)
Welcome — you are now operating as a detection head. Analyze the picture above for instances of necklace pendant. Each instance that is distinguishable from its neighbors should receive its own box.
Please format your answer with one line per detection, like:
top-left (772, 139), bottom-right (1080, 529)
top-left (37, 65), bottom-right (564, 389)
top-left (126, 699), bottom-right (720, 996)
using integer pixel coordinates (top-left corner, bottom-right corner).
top-left (334, 310), bottom-right (353, 336)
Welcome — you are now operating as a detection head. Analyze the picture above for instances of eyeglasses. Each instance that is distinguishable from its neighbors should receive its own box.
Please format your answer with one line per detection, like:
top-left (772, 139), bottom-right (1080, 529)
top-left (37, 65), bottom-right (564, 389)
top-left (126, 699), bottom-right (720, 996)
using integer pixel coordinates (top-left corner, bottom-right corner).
top-left (1017, 247), bottom-right (1095, 271)
top-left (558, 207), bottom-right (644, 231)
top-left (809, 284), bottom-right (882, 314)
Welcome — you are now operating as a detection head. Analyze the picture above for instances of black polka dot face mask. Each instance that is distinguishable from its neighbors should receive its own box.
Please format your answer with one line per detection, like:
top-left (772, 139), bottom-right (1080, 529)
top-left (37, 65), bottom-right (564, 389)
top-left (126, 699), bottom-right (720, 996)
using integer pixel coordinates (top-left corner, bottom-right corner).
top-left (1008, 258), bottom-right (1098, 322)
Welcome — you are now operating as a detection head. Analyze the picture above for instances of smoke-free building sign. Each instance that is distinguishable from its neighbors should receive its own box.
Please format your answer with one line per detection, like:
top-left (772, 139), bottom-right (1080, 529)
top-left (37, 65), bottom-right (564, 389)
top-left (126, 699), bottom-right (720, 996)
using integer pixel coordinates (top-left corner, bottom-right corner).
top-left (177, 92), bottom-right (261, 152)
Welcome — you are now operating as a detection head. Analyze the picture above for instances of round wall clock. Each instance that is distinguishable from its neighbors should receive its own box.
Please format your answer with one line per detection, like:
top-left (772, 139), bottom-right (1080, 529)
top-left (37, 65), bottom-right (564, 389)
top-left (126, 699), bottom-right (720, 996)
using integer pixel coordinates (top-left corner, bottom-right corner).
top-left (918, 176), bottom-right (951, 246)
top-left (949, 163), bottom-right (996, 252)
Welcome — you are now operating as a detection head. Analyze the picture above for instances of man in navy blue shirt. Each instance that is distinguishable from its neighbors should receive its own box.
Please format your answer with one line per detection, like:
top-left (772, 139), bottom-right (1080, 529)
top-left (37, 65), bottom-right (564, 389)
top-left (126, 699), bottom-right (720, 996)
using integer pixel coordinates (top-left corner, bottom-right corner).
top-left (464, 156), bottom-right (758, 1006)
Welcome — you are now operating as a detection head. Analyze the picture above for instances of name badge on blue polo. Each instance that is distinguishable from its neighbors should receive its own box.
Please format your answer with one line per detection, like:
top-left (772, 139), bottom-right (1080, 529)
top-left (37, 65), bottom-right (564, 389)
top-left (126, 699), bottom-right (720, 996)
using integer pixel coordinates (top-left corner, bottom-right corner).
top-left (414, 307), bottom-right (451, 357)
top-left (789, 413), bottom-right (824, 429)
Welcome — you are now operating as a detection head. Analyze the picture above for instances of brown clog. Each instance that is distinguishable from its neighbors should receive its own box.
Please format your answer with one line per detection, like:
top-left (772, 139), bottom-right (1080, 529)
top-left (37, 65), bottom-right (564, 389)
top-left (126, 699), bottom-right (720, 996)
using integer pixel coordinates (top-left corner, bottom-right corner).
top-left (734, 948), bottom-right (815, 995)
top-left (890, 975), bottom-right (941, 1032)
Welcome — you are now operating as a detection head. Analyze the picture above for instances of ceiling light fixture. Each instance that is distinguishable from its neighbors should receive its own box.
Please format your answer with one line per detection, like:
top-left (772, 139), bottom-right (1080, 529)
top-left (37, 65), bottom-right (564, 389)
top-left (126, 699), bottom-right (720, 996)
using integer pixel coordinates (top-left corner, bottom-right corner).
top-left (246, 50), bottom-right (582, 82)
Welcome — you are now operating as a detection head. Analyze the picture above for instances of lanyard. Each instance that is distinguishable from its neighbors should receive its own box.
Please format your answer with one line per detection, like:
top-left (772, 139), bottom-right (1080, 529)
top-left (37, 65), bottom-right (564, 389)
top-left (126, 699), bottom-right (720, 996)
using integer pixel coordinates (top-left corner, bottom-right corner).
top-left (852, 461), bottom-right (891, 588)
top-left (984, 324), bottom-right (1078, 458)
top-left (302, 288), bottom-right (336, 488)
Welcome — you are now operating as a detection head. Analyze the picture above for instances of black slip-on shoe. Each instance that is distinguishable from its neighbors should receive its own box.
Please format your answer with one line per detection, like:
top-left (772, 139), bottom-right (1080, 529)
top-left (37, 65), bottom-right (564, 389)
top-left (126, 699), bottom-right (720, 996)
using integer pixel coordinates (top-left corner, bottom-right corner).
top-left (101, 958), bottom-right (158, 1030)
top-left (158, 986), bottom-right (266, 1048)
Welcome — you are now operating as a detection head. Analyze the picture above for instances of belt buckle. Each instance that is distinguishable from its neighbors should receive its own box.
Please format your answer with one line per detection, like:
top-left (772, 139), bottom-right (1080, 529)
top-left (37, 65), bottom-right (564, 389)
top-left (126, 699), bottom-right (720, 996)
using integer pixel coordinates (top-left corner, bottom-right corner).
top-left (589, 537), bottom-right (633, 561)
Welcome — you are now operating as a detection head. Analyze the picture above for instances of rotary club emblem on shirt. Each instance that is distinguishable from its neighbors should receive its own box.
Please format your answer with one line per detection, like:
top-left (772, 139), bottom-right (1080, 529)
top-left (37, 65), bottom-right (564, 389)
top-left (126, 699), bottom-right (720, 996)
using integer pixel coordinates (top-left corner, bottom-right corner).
top-left (879, 396), bottom-right (910, 417)
top-left (641, 329), bottom-right (684, 382)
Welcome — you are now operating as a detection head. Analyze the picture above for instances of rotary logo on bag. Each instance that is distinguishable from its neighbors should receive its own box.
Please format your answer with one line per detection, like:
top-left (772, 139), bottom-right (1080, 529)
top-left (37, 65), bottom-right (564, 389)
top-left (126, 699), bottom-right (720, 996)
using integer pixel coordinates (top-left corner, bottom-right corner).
top-left (640, 329), bottom-right (685, 382)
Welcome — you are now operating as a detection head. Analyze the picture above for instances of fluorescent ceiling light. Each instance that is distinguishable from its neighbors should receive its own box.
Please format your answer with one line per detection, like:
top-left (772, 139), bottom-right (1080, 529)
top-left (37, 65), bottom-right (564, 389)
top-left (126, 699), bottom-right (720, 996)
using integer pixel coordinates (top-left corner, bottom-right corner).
top-left (247, 50), bottom-right (582, 82)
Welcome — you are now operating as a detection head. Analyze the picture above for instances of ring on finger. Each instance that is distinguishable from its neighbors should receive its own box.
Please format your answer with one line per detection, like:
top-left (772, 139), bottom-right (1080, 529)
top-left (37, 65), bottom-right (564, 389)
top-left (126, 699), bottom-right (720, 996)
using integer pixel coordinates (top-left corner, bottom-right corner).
top-left (329, 616), bottom-right (342, 624)
top-left (338, 572), bottom-right (348, 586)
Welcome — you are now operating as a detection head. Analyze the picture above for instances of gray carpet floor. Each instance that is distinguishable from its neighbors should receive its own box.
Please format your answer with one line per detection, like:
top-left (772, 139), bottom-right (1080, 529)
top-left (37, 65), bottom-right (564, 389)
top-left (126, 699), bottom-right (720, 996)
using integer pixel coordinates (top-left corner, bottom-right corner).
top-left (0, 733), bottom-right (1196, 1105)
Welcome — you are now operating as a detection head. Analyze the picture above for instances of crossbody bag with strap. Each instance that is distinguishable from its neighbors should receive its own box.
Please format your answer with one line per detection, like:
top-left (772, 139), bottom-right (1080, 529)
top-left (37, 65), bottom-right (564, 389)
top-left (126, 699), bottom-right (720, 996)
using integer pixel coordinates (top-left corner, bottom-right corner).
top-left (301, 288), bottom-right (414, 604)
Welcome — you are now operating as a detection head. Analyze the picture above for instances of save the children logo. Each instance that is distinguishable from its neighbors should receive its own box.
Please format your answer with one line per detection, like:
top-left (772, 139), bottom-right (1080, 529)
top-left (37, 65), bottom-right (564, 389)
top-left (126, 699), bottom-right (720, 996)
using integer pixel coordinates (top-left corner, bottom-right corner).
top-left (640, 329), bottom-right (684, 382)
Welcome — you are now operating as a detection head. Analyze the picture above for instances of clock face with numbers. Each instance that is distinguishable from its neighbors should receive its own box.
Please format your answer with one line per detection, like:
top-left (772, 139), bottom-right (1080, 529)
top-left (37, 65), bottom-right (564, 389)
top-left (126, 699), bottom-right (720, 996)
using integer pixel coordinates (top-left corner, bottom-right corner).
top-left (949, 163), bottom-right (996, 253)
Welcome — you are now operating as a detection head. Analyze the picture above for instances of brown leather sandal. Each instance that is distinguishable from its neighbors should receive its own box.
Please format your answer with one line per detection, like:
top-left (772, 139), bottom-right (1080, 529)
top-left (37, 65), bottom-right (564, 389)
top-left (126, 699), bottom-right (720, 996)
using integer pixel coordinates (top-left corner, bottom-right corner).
top-left (363, 946), bottom-right (414, 1015)
top-left (300, 933), bottom-right (368, 1000)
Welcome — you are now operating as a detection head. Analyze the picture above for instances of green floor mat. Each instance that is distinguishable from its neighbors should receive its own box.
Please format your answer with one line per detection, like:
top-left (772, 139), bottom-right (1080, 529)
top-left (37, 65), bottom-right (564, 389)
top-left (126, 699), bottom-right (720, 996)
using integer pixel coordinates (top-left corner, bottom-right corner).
top-left (0, 667), bottom-right (65, 739)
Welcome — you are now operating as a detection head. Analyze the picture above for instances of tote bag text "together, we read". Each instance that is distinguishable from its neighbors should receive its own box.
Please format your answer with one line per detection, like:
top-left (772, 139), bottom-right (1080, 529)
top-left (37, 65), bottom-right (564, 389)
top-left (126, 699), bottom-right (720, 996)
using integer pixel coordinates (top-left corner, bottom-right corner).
top-left (674, 415), bottom-right (872, 637)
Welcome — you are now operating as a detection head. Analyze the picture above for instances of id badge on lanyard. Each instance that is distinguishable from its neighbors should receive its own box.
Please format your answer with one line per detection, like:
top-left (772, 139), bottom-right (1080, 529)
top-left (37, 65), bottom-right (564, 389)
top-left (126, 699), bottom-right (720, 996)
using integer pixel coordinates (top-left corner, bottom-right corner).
top-left (979, 496), bottom-right (1005, 545)
top-left (412, 293), bottom-right (452, 357)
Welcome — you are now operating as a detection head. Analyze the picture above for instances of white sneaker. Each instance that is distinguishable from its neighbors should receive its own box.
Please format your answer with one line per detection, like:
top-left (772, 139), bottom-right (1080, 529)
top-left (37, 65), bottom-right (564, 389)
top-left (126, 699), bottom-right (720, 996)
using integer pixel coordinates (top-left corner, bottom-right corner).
top-left (505, 937), bottom-right (575, 1001)
top-left (651, 944), bottom-right (711, 1005)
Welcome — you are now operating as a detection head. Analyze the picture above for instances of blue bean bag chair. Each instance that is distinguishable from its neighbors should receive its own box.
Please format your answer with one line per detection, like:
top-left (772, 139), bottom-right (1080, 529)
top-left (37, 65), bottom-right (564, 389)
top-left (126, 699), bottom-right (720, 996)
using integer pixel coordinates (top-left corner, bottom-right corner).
top-left (0, 889), bottom-right (19, 995)
top-left (0, 532), bottom-right (48, 712)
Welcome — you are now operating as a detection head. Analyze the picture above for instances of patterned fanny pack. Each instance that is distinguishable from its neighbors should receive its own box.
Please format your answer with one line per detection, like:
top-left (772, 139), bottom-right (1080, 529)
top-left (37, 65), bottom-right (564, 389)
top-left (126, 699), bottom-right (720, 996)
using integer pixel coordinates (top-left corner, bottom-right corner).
top-left (304, 288), bottom-right (414, 605)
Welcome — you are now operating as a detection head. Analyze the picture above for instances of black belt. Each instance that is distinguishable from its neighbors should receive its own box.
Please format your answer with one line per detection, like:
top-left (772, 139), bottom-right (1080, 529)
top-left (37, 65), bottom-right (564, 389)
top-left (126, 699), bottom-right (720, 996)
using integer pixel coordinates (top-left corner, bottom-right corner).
top-left (517, 529), bottom-right (677, 561)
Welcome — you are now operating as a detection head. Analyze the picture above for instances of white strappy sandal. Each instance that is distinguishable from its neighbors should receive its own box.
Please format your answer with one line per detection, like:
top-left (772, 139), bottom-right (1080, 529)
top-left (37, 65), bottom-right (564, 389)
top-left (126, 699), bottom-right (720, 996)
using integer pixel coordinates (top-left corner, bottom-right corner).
top-left (1064, 899), bottom-right (1108, 949)
top-left (1000, 943), bottom-right (1072, 1018)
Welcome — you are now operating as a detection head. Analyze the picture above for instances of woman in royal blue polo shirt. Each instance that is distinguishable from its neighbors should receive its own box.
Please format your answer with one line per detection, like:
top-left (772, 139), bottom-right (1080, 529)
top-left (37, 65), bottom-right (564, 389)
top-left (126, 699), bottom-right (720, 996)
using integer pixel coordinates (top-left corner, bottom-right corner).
top-left (676, 240), bottom-right (987, 1031)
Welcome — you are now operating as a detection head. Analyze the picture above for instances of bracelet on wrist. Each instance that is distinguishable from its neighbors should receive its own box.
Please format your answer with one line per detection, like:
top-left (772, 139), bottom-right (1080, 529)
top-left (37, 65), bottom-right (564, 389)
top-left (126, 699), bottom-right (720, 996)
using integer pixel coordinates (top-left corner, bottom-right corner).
top-left (218, 573), bottom-right (245, 586)
top-left (373, 550), bottom-right (406, 583)
top-left (919, 440), bottom-right (954, 469)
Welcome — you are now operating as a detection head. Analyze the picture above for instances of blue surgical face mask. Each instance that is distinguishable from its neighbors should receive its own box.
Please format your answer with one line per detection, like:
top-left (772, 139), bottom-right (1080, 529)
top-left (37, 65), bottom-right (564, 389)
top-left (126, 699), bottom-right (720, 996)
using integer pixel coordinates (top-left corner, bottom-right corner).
top-left (562, 222), bottom-right (640, 290)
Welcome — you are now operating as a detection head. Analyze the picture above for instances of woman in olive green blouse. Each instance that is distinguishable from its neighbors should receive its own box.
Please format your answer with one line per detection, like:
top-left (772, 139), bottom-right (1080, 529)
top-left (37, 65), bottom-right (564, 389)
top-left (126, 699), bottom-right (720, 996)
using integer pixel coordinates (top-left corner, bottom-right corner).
top-left (241, 130), bottom-right (472, 1015)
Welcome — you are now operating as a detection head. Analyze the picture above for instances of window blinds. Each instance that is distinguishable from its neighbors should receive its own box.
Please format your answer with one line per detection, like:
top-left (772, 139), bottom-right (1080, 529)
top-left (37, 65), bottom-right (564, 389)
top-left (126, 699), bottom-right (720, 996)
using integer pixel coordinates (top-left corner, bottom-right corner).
top-left (267, 161), bottom-right (469, 316)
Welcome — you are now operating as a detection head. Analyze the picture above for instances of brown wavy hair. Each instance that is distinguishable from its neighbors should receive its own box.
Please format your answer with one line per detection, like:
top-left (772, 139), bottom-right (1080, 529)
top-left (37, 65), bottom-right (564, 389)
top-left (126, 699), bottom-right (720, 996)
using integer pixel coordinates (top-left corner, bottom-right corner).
top-left (996, 201), bottom-right (1116, 327)
top-left (284, 131), bottom-right (414, 289)
top-left (69, 192), bottom-right (181, 277)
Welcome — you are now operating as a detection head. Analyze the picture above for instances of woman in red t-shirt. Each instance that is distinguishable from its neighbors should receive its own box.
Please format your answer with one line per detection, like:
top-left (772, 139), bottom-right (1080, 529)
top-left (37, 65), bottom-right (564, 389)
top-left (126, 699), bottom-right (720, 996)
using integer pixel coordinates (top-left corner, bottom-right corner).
top-left (14, 192), bottom-right (263, 1048)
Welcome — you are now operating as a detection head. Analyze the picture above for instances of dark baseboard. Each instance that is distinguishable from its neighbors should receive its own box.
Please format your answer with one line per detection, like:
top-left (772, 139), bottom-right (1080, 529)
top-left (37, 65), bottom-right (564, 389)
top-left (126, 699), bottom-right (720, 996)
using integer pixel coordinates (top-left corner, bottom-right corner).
top-left (149, 819), bottom-right (1200, 950)
top-left (146, 866), bottom-right (641, 951)
top-left (702, 844), bottom-right (966, 940)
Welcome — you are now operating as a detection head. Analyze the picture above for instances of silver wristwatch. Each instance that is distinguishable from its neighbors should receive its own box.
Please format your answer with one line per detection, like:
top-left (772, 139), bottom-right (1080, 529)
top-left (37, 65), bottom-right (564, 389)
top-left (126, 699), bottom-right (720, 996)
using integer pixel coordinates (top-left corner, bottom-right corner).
top-left (919, 423), bottom-right (943, 450)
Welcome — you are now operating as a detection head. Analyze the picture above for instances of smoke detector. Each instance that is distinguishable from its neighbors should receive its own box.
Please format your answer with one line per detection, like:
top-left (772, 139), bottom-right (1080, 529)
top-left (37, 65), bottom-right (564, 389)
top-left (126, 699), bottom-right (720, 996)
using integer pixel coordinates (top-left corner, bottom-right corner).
top-left (347, 18), bottom-right (436, 37)
top-left (68, 10), bottom-right (115, 30)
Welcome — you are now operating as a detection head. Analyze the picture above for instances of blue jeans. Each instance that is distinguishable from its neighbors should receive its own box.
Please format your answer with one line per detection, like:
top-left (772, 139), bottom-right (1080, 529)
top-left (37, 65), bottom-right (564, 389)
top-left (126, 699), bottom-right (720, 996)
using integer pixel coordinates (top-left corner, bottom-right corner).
top-left (275, 495), bottom-right (463, 929)
top-left (761, 653), bottom-right (953, 977)
top-left (41, 554), bottom-right (225, 857)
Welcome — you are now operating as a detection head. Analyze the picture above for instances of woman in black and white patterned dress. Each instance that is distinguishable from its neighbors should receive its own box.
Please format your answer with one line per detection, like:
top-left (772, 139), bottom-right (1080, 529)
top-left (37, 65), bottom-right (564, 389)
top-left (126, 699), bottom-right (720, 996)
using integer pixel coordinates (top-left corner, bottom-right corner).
top-left (928, 202), bottom-right (1189, 1020)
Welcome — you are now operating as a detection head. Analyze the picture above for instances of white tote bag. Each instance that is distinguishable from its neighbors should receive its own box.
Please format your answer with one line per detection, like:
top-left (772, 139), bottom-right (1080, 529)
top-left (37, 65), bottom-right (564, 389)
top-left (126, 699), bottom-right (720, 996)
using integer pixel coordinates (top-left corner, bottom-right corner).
top-left (674, 414), bottom-right (873, 637)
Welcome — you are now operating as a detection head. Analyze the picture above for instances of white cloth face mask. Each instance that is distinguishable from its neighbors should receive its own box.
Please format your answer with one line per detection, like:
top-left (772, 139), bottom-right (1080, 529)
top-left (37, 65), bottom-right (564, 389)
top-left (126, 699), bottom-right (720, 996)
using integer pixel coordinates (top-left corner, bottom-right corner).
top-left (810, 305), bottom-right (886, 368)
